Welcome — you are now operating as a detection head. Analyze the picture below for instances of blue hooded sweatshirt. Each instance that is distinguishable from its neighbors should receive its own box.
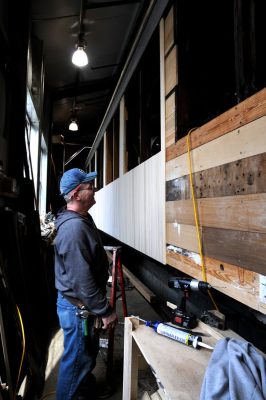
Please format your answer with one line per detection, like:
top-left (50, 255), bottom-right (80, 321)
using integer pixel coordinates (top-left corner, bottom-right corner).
top-left (54, 208), bottom-right (111, 317)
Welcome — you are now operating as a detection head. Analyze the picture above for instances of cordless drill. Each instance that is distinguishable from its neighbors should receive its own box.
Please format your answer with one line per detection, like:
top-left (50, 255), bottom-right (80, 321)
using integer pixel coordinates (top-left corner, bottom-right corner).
top-left (168, 277), bottom-right (212, 329)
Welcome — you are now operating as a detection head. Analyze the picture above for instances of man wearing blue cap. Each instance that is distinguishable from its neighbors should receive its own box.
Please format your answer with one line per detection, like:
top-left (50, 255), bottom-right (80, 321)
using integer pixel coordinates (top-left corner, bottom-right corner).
top-left (54, 168), bottom-right (117, 400)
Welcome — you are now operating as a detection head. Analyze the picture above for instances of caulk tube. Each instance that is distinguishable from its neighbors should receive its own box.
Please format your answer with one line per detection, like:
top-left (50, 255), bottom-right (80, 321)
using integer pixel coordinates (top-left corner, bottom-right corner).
top-left (146, 321), bottom-right (202, 349)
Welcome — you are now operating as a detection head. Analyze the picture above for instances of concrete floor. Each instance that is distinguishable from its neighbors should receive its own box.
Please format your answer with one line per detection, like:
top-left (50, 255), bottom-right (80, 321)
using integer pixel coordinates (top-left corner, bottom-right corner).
top-left (40, 284), bottom-right (161, 400)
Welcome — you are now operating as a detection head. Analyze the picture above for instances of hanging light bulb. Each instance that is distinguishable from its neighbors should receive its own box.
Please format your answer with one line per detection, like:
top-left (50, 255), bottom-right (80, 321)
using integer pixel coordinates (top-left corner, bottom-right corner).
top-left (72, 0), bottom-right (88, 68)
top-left (72, 44), bottom-right (88, 67)
top-left (69, 118), bottom-right (79, 131)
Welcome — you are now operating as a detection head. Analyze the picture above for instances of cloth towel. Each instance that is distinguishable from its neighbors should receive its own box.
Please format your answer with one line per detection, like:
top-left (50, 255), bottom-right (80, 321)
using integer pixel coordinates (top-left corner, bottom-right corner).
top-left (200, 338), bottom-right (266, 400)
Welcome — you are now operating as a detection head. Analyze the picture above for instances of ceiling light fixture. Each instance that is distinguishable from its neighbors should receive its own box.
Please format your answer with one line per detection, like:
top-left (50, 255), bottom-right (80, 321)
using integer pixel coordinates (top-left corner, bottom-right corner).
top-left (72, 0), bottom-right (88, 67)
top-left (68, 91), bottom-right (79, 131)
top-left (69, 118), bottom-right (79, 131)
top-left (72, 43), bottom-right (88, 67)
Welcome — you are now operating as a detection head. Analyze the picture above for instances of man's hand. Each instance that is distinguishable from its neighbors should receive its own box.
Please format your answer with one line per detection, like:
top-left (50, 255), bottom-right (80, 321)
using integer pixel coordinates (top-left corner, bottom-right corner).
top-left (102, 310), bottom-right (118, 330)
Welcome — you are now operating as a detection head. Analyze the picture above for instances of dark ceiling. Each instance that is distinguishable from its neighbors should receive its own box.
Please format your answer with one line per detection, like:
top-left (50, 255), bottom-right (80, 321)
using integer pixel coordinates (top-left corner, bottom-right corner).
top-left (31, 0), bottom-right (147, 153)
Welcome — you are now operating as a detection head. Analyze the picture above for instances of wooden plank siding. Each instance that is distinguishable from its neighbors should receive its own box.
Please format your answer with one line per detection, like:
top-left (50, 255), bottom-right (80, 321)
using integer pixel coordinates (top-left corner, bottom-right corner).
top-left (164, 6), bottom-right (174, 55)
top-left (163, 6), bottom-right (266, 314)
top-left (202, 228), bottom-right (266, 274)
top-left (166, 115), bottom-right (266, 182)
top-left (166, 223), bottom-right (200, 254)
top-left (165, 92), bottom-right (176, 148)
top-left (165, 46), bottom-right (177, 95)
top-left (166, 249), bottom-right (266, 314)
top-left (166, 194), bottom-right (266, 233)
top-left (166, 152), bottom-right (266, 201)
top-left (166, 87), bottom-right (266, 162)
top-left (166, 221), bottom-right (266, 274)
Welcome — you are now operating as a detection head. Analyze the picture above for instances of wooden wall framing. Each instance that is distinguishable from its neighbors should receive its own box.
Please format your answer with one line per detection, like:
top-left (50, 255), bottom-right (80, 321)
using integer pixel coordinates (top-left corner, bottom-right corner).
top-left (164, 6), bottom-right (266, 314)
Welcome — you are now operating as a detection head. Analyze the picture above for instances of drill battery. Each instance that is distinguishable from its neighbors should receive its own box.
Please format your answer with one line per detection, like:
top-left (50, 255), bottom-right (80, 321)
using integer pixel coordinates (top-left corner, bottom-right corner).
top-left (172, 308), bottom-right (197, 329)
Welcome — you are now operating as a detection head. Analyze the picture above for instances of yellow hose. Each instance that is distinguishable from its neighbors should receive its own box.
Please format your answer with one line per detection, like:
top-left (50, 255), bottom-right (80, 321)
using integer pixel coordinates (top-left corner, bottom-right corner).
top-left (14, 305), bottom-right (26, 400)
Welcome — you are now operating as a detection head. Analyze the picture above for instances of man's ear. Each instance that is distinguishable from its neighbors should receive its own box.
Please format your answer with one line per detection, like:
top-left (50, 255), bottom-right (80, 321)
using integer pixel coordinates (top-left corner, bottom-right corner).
top-left (72, 190), bottom-right (80, 200)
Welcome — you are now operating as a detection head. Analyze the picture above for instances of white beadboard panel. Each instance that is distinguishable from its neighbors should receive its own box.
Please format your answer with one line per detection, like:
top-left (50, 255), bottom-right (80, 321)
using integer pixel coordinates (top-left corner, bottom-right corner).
top-left (144, 154), bottom-right (165, 259)
top-left (133, 163), bottom-right (145, 252)
top-left (166, 115), bottom-right (266, 181)
top-left (90, 152), bottom-right (165, 263)
top-left (118, 170), bottom-right (134, 245)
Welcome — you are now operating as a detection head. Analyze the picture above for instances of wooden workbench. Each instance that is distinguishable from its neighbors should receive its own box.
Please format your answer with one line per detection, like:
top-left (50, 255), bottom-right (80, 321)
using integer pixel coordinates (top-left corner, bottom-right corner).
top-left (122, 317), bottom-right (240, 400)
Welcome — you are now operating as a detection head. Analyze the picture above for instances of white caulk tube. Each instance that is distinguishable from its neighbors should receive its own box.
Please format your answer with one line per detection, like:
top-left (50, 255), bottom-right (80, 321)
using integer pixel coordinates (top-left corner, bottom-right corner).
top-left (145, 321), bottom-right (212, 350)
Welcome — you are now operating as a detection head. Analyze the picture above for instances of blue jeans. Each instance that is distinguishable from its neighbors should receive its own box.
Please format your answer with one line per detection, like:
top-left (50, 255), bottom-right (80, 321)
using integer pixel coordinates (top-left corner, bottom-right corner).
top-left (56, 292), bottom-right (99, 400)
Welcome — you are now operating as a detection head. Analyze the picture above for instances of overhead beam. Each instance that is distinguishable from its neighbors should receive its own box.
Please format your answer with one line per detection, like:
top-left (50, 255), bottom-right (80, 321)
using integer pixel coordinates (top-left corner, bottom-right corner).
top-left (52, 77), bottom-right (113, 101)
top-left (85, 0), bottom-right (170, 168)
top-left (85, 1), bottom-right (141, 10)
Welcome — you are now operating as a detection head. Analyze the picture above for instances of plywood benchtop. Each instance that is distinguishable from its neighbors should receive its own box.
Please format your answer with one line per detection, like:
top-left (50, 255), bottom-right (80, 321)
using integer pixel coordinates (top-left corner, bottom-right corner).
top-left (122, 317), bottom-right (244, 400)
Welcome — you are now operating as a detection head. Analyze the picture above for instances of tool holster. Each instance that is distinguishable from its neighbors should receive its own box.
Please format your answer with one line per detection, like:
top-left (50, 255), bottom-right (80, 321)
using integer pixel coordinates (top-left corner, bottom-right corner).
top-left (76, 306), bottom-right (103, 332)
top-left (93, 316), bottom-right (103, 330)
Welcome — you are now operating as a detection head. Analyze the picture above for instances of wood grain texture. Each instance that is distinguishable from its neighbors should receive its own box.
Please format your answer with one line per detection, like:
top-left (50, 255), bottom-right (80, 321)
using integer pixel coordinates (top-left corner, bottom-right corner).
top-left (165, 46), bottom-right (177, 95)
top-left (202, 227), bottom-right (266, 274)
top-left (193, 152), bottom-right (266, 198)
top-left (166, 193), bottom-right (266, 233)
top-left (166, 175), bottom-right (190, 201)
top-left (164, 6), bottom-right (174, 55)
top-left (122, 318), bottom-right (139, 400)
top-left (131, 320), bottom-right (218, 400)
top-left (166, 248), bottom-right (266, 315)
top-left (122, 266), bottom-right (157, 304)
top-left (166, 222), bottom-right (266, 287)
top-left (166, 116), bottom-right (266, 181)
top-left (166, 152), bottom-right (266, 200)
top-left (165, 92), bottom-right (175, 147)
top-left (166, 87), bottom-right (266, 161)
top-left (166, 223), bottom-right (200, 254)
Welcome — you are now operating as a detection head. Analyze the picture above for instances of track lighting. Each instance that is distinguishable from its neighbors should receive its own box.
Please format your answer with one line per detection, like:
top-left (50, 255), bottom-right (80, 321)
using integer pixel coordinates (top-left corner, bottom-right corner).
top-left (69, 118), bottom-right (78, 131)
top-left (72, 0), bottom-right (88, 67)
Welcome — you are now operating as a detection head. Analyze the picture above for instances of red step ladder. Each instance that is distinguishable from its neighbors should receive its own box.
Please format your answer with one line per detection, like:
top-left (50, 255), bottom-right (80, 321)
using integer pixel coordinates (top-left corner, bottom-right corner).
top-left (104, 246), bottom-right (128, 384)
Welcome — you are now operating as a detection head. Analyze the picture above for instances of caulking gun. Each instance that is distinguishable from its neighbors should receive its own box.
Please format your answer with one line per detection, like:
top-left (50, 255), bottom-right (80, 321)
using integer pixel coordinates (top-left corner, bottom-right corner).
top-left (134, 317), bottom-right (213, 350)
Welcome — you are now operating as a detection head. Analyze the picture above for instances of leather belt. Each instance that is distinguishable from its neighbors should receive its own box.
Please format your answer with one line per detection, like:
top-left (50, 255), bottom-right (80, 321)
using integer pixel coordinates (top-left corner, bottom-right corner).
top-left (62, 294), bottom-right (85, 308)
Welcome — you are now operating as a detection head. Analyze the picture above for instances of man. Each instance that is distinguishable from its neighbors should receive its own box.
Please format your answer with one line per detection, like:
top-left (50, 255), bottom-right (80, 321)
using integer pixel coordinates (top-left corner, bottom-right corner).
top-left (54, 168), bottom-right (117, 400)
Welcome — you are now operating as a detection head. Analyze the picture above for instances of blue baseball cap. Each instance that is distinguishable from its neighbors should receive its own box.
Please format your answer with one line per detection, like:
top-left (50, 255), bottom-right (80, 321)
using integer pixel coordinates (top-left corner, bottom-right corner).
top-left (60, 168), bottom-right (97, 195)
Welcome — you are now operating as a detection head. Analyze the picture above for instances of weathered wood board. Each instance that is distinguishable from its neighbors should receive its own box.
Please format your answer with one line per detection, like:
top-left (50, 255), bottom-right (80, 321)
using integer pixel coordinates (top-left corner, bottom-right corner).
top-left (165, 92), bottom-right (176, 147)
top-left (166, 222), bottom-right (266, 275)
top-left (166, 223), bottom-right (200, 254)
top-left (163, 8), bottom-right (266, 314)
top-left (166, 249), bottom-right (266, 314)
top-left (166, 193), bottom-right (266, 233)
top-left (166, 152), bottom-right (266, 201)
top-left (202, 227), bottom-right (266, 274)
top-left (166, 116), bottom-right (266, 181)
top-left (165, 46), bottom-right (177, 95)
top-left (166, 87), bottom-right (266, 160)
top-left (164, 6), bottom-right (174, 55)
